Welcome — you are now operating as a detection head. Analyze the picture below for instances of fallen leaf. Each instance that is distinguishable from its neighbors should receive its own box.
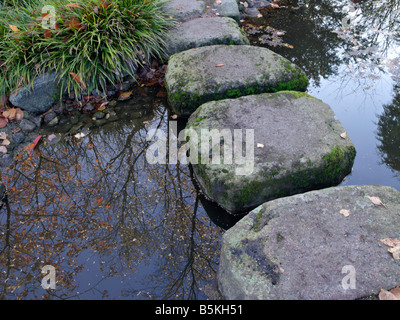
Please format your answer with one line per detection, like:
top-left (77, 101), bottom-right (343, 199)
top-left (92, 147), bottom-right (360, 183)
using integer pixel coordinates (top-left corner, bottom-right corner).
top-left (340, 209), bottom-right (350, 217)
top-left (0, 132), bottom-right (6, 140)
top-left (69, 72), bottom-right (86, 89)
top-left (215, 64), bottom-right (225, 67)
top-left (377, 238), bottom-right (400, 260)
top-left (257, 143), bottom-right (264, 148)
top-left (340, 131), bottom-right (347, 139)
top-left (215, 0), bottom-right (222, 4)
top-left (171, 114), bottom-right (178, 119)
top-left (0, 146), bottom-right (6, 154)
top-left (66, 17), bottom-right (82, 31)
top-left (2, 139), bottom-right (10, 146)
top-left (2, 108), bottom-right (17, 121)
top-left (378, 238), bottom-right (400, 247)
top-left (66, 3), bottom-right (83, 9)
top-left (0, 117), bottom-right (8, 128)
top-left (9, 25), bottom-right (19, 33)
top-left (366, 196), bottom-right (389, 210)
top-left (27, 135), bottom-right (42, 154)
top-left (388, 247), bottom-right (400, 260)
top-left (257, 13), bottom-right (263, 18)
top-left (44, 29), bottom-right (52, 39)
top-left (118, 91), bottom-right (133, 100)
top-left (379, 287), bottom-right (400, 300)
top-left (156, 90), bottom-right (167, 98)
top-left (97, 101), bottom-right (108, 111)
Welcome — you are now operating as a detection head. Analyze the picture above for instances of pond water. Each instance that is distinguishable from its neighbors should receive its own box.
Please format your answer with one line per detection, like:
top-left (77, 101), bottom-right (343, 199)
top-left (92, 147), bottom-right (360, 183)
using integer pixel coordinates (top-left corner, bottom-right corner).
top-left (1, 0), bottom-right (399, 299)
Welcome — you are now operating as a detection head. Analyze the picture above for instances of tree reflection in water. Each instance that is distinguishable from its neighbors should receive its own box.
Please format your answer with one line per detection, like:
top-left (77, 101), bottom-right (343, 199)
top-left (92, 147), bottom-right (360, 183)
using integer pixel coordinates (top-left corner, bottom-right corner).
top-left (377, 84), bottom-right (400, 175)
top-left (0, 99), bottom-right (224, 300)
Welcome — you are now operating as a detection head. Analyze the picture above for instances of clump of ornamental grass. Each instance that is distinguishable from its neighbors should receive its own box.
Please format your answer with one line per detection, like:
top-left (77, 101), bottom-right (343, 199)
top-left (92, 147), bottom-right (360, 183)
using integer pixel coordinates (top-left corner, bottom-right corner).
top-left (0, 0), bottom-right (174, 99)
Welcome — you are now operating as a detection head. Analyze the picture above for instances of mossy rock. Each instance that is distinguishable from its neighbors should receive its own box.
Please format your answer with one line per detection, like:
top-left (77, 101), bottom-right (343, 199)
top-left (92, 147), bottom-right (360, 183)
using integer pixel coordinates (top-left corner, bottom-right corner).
top-left (186, 91), bottom-right (356, 213)
top-left (165, 45), bottom-right (309, 116)
top-left (218, 185), bottom-right (400, 299)
top-left (165, 17), bottom-right (249, 57)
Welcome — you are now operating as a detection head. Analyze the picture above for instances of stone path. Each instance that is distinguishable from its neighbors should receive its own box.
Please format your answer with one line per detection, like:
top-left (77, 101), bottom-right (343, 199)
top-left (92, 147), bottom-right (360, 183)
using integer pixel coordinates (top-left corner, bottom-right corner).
top-left (163, 0), bottom-right (399, 300)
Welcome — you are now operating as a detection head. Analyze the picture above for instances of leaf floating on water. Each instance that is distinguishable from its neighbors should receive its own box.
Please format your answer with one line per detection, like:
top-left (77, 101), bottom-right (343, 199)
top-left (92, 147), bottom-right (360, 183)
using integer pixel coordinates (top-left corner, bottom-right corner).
top-left (118, 91), bottom-right (133, 100)
top-left (27, 135), bottom-right (42, 154)
top-left (340, 209), bottom-right (350, 217)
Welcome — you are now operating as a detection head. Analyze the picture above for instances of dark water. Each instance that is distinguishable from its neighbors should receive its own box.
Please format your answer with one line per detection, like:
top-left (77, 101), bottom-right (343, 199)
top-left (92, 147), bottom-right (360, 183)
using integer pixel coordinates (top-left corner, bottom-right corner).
top-left (1, 0), bottom-right (399, 299)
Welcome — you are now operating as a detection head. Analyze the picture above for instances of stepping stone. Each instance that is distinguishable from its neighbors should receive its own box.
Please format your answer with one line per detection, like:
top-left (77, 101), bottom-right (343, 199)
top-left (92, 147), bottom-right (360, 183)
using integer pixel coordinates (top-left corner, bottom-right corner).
top-left (218, 185), bottom-right (400, 300)
top-left (186, 91), bottom-right (356, 213)
top-left (163, 0), bottom-right (206, 22)
top-left (165, 45), bottom-right (309, 116)
top-left (165, 17), bottom-right (249, 57)
top-left (214, 0), bottom-right (241, 22)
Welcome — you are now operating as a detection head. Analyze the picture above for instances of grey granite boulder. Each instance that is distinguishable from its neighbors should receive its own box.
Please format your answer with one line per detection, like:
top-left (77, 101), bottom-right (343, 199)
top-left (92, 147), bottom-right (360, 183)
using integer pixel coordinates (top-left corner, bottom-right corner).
top-left (165, 45), bottom-right (309, 116)
top-left (165, 17), bottom-right (249, 57)
top-left (9, 72), bottom-right (59, 114)
top-left (186, 91), bottom-right (356, 213)
top-left (218, 185), bottom-right (400, 300)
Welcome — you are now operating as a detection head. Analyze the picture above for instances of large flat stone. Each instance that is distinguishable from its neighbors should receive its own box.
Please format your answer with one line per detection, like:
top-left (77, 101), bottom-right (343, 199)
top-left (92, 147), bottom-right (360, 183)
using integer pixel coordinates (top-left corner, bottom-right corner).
top-left (218, 185), bottom-right (400, 300)
top-left (186, 91), bottom-right (356, 213)
top-left (165, 45), bottom-right (309, 116)
top-left (163, 0), bottom-right (206, 22)
top-left (165, 17), bottom-right (249, 57)
top-left (9, 72), bottom-right (59, 114)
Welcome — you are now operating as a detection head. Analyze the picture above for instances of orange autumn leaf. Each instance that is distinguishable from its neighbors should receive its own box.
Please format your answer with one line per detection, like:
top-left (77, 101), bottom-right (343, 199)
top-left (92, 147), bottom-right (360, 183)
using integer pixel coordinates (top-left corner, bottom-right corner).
top-left (27, 135), bottom-right (42, 154)
top-left (66, 3), bottom-right (83, 9)
top-left (69, 72), bottom-right (87, 89)
top-left (44, 29), bottom-right (52, 39)
top-left (0, 116), bottom-right (8, 129)
top-left (65, 17), bottom-right (82, 30)
top-left (9, 24), bottom-right (19, 32)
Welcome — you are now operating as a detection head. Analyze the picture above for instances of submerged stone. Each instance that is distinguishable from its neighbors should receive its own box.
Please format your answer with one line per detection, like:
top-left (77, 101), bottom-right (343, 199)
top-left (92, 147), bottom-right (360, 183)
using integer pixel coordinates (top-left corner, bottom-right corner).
top-left (165, 45), bottom-right (309, 116)
top-left (186, 91), bottom-right (356, 213)
top-left (165, 17), bottom-right (249, 57)
top-left (218, 185), bottom-right (400, 300)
